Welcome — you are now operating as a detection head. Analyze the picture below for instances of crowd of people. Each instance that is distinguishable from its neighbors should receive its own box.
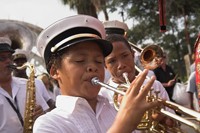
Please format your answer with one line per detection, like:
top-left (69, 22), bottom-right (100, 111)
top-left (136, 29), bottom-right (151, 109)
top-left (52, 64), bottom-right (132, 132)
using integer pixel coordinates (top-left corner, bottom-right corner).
top-left (0, 14), bottom-right (199, 133)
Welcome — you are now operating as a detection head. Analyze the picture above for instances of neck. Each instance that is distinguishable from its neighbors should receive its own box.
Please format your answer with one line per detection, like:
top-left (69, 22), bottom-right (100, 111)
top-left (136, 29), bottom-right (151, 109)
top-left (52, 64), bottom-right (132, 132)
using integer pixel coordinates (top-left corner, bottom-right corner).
top-left (87, 98), bottom-right (98, 113)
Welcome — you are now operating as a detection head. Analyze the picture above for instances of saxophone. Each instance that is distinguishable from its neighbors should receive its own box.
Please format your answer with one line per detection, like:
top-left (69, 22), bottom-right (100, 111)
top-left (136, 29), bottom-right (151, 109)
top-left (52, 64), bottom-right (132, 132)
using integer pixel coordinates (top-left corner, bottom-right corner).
top-left (9, 63), bottom-right (36, 133)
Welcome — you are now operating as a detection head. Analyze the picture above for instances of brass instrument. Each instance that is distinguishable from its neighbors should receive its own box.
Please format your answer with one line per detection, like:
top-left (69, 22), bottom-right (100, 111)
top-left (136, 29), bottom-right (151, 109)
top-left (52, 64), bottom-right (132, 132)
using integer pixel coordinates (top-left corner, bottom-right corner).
top-left (92, 77), bottom-right (200, 133)
top-left (129, 41), bottom-right (163, 70)
top-left (9, 63), bottom-right (36, 133)
top-left (92, 41), bottom-right (200, 132)
top-left (0, 20), bottom-right (46, 74)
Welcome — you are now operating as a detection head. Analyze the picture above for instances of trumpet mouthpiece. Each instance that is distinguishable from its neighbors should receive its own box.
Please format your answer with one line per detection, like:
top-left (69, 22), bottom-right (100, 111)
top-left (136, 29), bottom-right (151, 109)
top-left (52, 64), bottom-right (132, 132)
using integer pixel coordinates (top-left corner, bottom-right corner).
top-left (91, 77), bottom-right (99, 85)
top-left (122, 72), bottom-right (131, 85)
top-left (122, 72), bottom-right (128, 78)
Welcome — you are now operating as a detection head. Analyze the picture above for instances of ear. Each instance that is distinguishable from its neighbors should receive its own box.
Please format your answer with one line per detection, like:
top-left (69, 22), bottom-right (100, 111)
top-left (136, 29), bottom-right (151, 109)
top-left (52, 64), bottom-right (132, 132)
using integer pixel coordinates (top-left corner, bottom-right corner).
top-left (49, 65), bottom-right (59, 80)
top-left (131, 49), bottom-right (135, 58)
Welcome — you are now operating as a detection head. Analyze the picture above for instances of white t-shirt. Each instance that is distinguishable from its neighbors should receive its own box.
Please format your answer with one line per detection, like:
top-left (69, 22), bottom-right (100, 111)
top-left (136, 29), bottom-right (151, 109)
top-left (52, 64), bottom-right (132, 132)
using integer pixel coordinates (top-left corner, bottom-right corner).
top-left (0, 77), bottom-right (49, 133)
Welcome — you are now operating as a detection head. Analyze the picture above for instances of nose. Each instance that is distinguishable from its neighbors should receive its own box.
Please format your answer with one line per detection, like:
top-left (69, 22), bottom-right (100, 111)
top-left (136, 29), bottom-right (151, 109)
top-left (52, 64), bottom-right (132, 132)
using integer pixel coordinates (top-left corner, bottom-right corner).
top-left (0, 54), bottom-right (13, 62)
top-left (86, 64), bottom-right (98, 72)
top-left (117, 60), bottom-right (126, 70)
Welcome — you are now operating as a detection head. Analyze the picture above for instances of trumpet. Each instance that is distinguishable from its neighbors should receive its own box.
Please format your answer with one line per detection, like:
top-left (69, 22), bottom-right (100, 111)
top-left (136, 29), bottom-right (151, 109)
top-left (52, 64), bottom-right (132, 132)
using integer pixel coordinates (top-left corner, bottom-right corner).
top-left (129, 42), bottom-right (163, 70)
top-left (91, 77), bottom-right (200, 133)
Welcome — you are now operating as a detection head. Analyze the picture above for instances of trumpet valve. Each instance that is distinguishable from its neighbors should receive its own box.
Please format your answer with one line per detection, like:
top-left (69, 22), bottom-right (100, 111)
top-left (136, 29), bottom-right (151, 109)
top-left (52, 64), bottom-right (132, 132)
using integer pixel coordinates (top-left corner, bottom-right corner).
top-left (154, 91), bottom-right (160, 99)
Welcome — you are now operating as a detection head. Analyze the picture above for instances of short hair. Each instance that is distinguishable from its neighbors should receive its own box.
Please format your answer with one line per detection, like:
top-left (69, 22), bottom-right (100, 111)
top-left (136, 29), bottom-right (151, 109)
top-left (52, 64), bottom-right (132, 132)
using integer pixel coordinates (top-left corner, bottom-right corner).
top-left (105, 34), bottom-right (132, 51)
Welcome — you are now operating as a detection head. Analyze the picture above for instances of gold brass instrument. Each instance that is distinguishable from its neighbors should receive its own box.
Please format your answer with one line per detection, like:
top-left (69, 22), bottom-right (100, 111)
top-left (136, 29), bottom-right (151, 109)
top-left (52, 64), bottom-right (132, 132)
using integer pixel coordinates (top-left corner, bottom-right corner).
top-left (129, 42), bottom-right (163, 70)
top-left (9, 63), bottom-right (36, 133)
top-left (93, 39), bottom-right (199, 132)
top-left (92, 77), bottom-right (200, 133)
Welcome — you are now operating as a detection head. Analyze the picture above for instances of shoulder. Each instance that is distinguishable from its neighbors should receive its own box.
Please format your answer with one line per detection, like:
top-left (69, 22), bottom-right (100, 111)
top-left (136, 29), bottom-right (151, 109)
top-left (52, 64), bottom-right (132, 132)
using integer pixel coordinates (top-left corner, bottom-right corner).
top-left (34, 79), bottom-right (46, 90)
top-left (12, 77), bottom-right (27, 84)
top-left (33, 110), bottom-right (77, 133)
top-left (153, 67), bottom-right (161, 73)
top-left (152, 80), bottom-right (165, 91)
top-left (33, 112), bottom-right (60, 132)
top-left (35, 78), bottom-right (44, 85)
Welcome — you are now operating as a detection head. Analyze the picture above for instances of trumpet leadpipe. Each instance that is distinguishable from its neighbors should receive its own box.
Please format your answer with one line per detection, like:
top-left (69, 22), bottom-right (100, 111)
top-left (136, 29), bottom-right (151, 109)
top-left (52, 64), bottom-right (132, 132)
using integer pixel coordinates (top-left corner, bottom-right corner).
top-left (160, 109), bottom-right (200, 133)
top-left (158, 99), bottom-right (200, 121)
top-left (91, 77), bottom-right (126, 96)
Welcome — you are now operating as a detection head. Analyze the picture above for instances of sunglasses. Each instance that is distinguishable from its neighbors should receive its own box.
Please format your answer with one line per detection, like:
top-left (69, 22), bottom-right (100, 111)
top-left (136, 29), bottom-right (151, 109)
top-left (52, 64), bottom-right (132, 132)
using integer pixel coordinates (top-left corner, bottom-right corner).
top-left (0, 55), bottom-right (13, 62)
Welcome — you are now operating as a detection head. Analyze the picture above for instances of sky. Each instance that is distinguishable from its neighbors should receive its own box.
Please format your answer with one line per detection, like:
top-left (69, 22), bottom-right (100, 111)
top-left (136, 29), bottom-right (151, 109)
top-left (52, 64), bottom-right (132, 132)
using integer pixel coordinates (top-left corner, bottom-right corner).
top-left (0, 0), bottom-right (130, 29)
top-left (0, 0), bottom-right (131, 74)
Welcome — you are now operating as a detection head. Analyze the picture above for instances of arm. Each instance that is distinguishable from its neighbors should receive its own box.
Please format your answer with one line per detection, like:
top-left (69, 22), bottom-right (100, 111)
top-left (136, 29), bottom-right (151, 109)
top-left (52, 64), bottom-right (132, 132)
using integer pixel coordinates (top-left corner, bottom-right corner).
top-left (188, 92), bottom-right (194, 110)
top-left (35, 79), bottom-right (55, 111)
top-left (162, 79), bottom-right (176, 88)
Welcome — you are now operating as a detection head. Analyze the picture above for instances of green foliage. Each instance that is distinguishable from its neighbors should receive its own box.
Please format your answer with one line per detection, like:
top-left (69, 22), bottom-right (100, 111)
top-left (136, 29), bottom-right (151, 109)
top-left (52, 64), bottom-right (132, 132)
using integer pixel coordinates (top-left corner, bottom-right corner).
top-left (108, 0), bottom-right (200, 80)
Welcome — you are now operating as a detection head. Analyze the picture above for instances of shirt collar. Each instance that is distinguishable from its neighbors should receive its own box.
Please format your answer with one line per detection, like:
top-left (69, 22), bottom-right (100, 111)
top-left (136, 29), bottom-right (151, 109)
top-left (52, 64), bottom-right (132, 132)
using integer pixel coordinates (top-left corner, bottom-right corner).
top-left (0, 77), bottom-right (24, 100)
top-left (55, 95), bottom-right (110, 113)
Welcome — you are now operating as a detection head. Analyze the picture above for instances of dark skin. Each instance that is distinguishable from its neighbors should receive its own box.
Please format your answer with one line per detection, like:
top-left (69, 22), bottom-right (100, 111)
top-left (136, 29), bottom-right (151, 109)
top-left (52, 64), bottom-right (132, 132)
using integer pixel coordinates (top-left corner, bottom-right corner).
top-left (13, 56), bottom-right (55, 111)
top-left (105, 39), bottom-right (174, 128)
top-left (0, 51), bottom-right (45, 120)
top-left (13, 57), bottom-right (28, 79)
top-left (49, 41), bottom-right (160, 133)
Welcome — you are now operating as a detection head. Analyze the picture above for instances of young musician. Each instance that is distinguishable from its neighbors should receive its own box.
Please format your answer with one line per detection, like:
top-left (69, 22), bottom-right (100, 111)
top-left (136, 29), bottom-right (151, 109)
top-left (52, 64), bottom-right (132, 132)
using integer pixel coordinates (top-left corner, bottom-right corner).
top-left (99, 34), bottom-right (174, 130)
top-left (33, 15), bottom-right (159, 133)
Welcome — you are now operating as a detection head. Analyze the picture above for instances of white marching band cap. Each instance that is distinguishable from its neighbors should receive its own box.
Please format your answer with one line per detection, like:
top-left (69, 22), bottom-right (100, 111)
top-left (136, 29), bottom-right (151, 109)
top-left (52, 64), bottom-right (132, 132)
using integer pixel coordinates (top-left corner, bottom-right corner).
top-left (37, 15), bottom-right (112, 65)
top-left (0, 37), bottom-right (14, 53)
top-left (13, 49), bottom-right (28, 61)
top-left (103, 20), bottom-right (129, 35)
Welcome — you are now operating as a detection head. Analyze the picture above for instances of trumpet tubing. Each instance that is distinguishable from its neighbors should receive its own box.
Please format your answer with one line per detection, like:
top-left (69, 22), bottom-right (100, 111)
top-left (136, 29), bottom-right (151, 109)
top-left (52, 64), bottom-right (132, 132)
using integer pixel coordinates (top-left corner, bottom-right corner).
top-left (91, 77), bottom-right (200, 133)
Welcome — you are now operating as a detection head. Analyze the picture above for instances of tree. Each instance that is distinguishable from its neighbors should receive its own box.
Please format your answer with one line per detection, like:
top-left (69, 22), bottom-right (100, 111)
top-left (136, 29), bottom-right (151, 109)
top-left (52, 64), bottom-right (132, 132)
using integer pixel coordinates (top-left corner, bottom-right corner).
top-left (108, 0), bottom-right (200, 80)
top-left (60, 0), bottom-right (109, 20)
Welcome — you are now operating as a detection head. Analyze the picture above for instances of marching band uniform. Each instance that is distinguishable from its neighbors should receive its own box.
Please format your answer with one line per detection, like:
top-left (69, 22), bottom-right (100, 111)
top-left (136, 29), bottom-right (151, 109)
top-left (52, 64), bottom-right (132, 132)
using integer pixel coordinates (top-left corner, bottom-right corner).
top-left (33, 15), bottom-right (159, 133)
top-left (0, 77), bottom-right (49, 133)
top-left (34, 95), bottom-right (117, 133)
top-left (33, 15), bottom-right (122, 133)
top-left (0, 37), bottom-right (49, 133)
top-left (13, 49), bottom-right (55, 108)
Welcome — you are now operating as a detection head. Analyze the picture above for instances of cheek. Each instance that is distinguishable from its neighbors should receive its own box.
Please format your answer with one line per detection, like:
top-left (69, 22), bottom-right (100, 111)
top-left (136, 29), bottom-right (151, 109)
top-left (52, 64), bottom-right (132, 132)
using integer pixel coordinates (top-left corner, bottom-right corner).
top-left (106, 65), bottom-right (117, 76)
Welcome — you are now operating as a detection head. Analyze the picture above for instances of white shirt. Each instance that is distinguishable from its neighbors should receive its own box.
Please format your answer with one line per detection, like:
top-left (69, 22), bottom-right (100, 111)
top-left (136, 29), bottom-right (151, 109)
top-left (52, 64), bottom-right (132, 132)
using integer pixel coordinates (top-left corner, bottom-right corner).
top-left (52, 84), bottom-right (61, 101)
top-left (0, 77), bottom-right (49, 133)
top-left (35, 79), bottom-right (52, 102)
top-left (33, 95), bottom-right (117, 133)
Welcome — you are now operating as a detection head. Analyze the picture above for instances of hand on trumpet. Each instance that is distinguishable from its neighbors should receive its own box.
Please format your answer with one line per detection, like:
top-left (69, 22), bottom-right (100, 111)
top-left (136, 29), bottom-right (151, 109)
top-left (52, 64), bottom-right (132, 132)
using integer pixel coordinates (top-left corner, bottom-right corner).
top-left (108, 69), bottom-right (161, 133)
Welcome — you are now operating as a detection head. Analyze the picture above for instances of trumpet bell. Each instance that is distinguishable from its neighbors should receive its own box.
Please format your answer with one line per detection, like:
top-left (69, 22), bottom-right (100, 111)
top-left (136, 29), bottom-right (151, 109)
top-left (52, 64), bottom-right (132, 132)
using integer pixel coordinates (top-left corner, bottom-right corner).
top-left (140, 44), bottom-right (163, 70)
